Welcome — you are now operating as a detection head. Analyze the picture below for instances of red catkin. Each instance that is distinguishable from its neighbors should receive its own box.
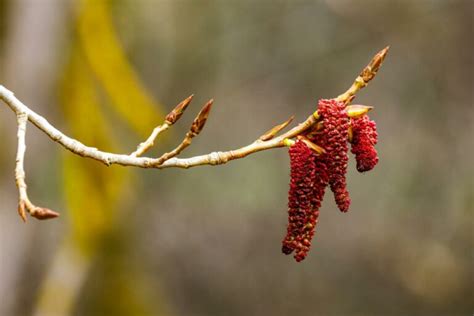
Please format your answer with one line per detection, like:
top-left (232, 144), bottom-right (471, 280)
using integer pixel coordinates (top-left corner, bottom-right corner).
top-left (293, 155), bottom-right (329, 262)
top-left (282, 99), bottom-right (381, 262)
top-left (350, 115), bottom-right (379, 172)
top-left (282, 141), bottom-right (317, 257)
top-left (315, 99), bottom-right (351, 213)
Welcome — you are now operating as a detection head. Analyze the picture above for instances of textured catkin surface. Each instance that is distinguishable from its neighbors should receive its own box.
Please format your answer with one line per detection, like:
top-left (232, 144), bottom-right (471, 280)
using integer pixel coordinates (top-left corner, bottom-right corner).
top-left (282, 99), bottom-right (383, 262)
top-left (282, 140), bottom-right (316, 259)
top-left (311, 99), bottom-right (351, 213)
top-left (351, 115), bottom-right (379, 172)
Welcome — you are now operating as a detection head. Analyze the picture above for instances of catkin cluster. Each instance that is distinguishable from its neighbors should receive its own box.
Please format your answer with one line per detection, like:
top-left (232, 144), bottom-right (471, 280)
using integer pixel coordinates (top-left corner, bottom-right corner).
top-left (282, 99), bottom-right (378, 262)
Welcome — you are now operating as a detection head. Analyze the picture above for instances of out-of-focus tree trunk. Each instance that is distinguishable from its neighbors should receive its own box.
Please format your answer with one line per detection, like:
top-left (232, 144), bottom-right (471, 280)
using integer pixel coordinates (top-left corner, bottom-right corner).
top-left (0, 1), bottom-right (68, 315)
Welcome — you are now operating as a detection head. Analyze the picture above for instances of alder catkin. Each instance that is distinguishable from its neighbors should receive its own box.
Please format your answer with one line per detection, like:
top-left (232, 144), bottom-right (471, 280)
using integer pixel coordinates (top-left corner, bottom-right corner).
top-left (350, 115), bottom-right (379, 172)
top-left (313, 99), bottom-right (351, 213)
top-left (282, 141), bottom-right (317, 256)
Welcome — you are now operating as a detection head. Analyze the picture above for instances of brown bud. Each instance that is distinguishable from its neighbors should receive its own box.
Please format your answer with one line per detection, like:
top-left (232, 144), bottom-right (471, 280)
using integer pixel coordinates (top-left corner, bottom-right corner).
top-left (360, 46), bottom-right (389, 83)
top-left (18, 200), bottom-right (27, 222)
top-left (165, 94), bottom-right (194, 125)
top-left (190, 99), bottom-right (213, 136)
top-left (372, 46), bottom-right (389, 72)
top-left (31, 207), bottom-right (60, 220)
top-left (260, 115), bottom-right (294, 141)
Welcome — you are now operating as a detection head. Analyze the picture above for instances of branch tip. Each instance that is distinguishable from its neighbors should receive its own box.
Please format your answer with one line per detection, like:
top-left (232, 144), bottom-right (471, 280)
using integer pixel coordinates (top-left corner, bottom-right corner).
top-left (190, 99), bottom-right (213, 135)
top-left (31, 207), bottom-right (60, 220)
top-left (336, 46), bottom-right (389, 103)
top-left (360, 46), bottom-right (390, 84)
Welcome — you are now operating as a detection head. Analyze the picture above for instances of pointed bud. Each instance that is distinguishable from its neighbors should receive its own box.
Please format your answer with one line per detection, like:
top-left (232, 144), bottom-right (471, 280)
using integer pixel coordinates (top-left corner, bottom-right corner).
top-left (360, 46), bottom-right (389, 83)
top-left (190, 99), bottom-right (213, 136)
top-left (371, 46), bottom-right (389, 73)
top-left (260, 115), bottom-right (294, 141)
top-left (18, 200), bottom-right (27, 222)
top-left (165, 94), bottom-right (194, 125)
top-left (31, 207), bottom-right (60, 220)
top-left (346, 104), bottom-right (373, 118)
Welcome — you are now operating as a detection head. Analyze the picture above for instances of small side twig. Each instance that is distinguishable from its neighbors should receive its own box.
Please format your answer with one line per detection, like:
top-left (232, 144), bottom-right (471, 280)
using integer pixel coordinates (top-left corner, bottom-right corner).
top-left (131, 94), bottom-right (194, 157)
top-left (155, 99), bottom-right (213, 165)
top-left (15, 113), bottom-right (29, 221)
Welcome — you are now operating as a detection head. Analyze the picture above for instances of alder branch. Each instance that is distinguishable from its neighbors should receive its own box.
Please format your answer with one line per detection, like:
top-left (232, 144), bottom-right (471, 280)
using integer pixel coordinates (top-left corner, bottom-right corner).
top-left (0, 47), bottom-right (389, 221)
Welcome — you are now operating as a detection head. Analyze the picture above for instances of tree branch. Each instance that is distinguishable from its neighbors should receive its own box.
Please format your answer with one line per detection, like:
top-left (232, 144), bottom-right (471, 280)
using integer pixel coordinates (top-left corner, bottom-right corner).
top-left (0, 47), bottom-right (389, 220)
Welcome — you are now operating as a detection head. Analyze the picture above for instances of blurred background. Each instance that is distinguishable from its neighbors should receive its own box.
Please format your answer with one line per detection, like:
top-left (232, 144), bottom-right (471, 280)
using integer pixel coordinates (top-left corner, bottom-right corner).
top-left (0, 0), bottom-right (472, 315)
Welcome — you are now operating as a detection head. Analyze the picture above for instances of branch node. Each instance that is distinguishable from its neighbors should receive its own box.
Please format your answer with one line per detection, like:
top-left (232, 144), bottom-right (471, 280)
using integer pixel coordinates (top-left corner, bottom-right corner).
top-left (283, 138), bottom-right (295, 147)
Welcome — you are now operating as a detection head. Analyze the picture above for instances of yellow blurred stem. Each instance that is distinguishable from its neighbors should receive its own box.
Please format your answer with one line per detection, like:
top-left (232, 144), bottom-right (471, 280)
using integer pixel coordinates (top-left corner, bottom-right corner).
top-left (34, 47), bottom-right (130, 316)
top-left (77, 0), bottom-right (164, 137)
top-left (60, 48), bottom-right (128, 254)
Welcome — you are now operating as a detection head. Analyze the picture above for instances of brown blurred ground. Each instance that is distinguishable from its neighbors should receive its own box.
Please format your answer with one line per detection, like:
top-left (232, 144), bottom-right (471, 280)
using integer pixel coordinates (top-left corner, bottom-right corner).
top-left (0, 0), bottom-right (472, 315)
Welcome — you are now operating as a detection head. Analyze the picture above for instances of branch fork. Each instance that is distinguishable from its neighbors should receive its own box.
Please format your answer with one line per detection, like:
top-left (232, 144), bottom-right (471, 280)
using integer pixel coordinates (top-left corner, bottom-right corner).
top-left (0, 47), bottom-right (389, 221)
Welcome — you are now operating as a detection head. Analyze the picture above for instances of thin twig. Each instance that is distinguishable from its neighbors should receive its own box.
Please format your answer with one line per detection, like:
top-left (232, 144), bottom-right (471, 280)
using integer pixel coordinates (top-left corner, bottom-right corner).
top-left (155, 99), bottom-right (214, 165)
top-left (131, 122), bottom-right (170, 157)
top-left (14, 112), bottom-right (59, 221)
top-left (15, 113), bottom-right (29, 221)
top-left (131, 94), bottom-right (194, 157)
top-left (0, 83), bottom-right (317, 168)
top-left (337, 46), bottom-right (389, 103)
